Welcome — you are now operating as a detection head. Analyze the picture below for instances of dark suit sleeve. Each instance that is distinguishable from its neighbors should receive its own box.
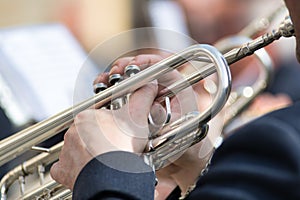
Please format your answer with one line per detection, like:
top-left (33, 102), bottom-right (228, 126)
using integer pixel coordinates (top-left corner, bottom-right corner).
top-left (72, 151), bottom-right (156, 200)
top-left (187, 102), bottom-right (300, 200)
top-left (72, 103), bottom-right (300, 200)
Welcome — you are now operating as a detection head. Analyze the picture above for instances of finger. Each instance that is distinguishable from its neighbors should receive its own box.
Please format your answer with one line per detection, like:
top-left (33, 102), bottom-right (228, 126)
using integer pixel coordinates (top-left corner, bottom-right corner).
top-left (149, 103), bottom-right (167, 134)
top-left (169, 88), bottom-right (198, 120)
top-left (110, 54), bottom-right (165, 76)
top-left (50, 161), bottom-right (73, 189)
top-left (127, 81), bottom-right (158, 128)
top-left (50, 162), bottom-right (59, 183)
top-left (157, 70), bottom-right (184, 92)
top-left (110, 57), bottom-right (134, 75)
top-left (106, 83), bottom-right (158, 152)
top-left (158, 70), bottom-right (198, 118)
top-left (93, 72), bottom-right (109, 85)
top-left (93, 57), bottom-right (134, 87)
top-left (127, 54), bottom-right (165, 70)
top-left (127, 54), bottom-right (186, 95)
top-left (150, 103), bottom-right (167, 126)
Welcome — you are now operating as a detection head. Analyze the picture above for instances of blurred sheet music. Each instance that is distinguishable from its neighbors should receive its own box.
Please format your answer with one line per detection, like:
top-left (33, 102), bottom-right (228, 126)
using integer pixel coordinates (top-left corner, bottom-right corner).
top-left (0, 24), bottom-right (98, 126)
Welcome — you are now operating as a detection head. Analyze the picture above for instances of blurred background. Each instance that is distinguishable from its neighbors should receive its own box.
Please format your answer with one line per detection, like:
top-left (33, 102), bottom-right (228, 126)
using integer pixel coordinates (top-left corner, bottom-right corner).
top-left (0, 0), bottom-right (133, 51)
top-left (0, 0), bottom-right (291, 51)
top-left (0, 0), bottom-right (294, 58)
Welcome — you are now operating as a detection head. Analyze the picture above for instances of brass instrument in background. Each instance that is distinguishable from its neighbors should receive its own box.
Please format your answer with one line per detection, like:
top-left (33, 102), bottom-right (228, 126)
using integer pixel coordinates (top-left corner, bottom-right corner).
top-left (0, 11), bottom-right (295, 199)
top-left (219, 4), bottom-right (287, 131)
top-left (215, 36), bottom-right (274, 132)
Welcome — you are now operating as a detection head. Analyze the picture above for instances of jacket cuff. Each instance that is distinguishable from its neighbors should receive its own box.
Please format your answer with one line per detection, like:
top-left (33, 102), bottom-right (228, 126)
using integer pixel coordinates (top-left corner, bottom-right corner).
top-left (73, 151), bottom-right (156, 199)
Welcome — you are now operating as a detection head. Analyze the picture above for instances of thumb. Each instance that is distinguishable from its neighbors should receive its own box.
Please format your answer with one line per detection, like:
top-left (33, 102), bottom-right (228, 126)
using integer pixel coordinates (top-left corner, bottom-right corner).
top-left (50, 162), bottom-right (73, 189)
top-left (108, 81), bottom-right (158, 147)
top-left (127, 81), bottom-right (158, 127)
top-left (50, 162), bottom-right (59, 182)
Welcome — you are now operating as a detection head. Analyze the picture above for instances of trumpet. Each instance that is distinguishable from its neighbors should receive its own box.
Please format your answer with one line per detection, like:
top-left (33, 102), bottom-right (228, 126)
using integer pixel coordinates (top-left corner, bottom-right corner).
top-left (0, 16), bottom-right (295, 199)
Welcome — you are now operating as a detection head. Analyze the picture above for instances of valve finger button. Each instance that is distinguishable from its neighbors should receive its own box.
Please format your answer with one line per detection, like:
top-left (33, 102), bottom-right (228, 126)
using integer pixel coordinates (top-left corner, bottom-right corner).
top-left (93, 83), bottom-right (108, 94)
top-left (109, 74), bottom-right (123, 85)
top-left (108, 74), bottom-right (125, 110)
top-left (125, 65), bottom-right (141, 77)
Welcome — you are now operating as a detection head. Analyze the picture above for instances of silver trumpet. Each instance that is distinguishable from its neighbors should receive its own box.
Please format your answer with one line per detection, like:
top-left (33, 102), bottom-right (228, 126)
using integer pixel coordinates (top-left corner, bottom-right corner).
top-left (0, 16), bottom-right (295, 199)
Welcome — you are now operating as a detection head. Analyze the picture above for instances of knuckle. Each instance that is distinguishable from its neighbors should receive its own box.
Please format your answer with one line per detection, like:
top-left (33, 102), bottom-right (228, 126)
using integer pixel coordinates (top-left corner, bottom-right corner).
top-left (74, 110), bottom-right (94, 123)
top-left (112, 57), bottom-right (133, 68)
top-left (147, 81), bottom-right (158, 95)
top-left (133, 54), bottom-right (163, 68)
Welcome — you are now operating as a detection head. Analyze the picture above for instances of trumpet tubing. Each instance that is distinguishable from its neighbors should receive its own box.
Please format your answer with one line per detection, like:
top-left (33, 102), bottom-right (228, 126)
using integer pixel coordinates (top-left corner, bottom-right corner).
top-left (0, 15), bottom-right (295, 199)
top-left (216, 35), bottom-right (274, 129)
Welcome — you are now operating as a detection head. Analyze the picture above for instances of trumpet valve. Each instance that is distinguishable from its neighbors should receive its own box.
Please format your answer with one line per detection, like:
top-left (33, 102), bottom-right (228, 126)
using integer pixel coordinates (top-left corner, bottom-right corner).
top-left (93, 83), bottom-right (108, 94)
top-left (109, 74), bottom-right (126, 110)
top-left (125, 65), bottom-right (141, 77)
top-left (38, 164), bottom-right (45, 185)
top-left (108, 74), bottom-right (123, 85)
top-left (18, 176), bottom-right (25, 195)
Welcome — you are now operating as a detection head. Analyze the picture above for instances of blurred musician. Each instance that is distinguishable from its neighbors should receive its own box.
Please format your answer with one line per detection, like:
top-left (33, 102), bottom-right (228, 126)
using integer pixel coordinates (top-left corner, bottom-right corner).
top-left (134, 0), bottom-right (296, 126)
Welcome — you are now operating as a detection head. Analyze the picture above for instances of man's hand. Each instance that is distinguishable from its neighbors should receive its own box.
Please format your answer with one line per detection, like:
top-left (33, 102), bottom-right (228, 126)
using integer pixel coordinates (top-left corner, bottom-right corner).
top-left (50, 73), bottom-right (158, 190)
top-left (50, 53), bottom-right (203, 193)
